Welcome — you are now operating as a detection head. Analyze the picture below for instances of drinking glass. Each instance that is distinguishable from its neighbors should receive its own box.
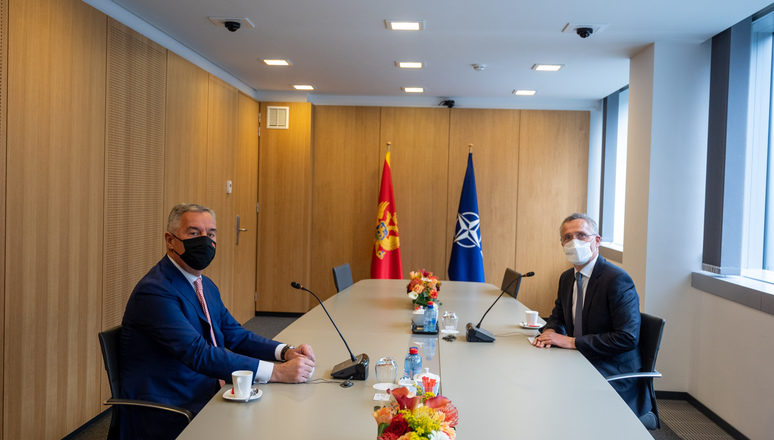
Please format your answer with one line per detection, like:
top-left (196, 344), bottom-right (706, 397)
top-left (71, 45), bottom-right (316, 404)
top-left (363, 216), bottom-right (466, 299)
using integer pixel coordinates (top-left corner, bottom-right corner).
top-left (442, 311), bottom-right (458, 332)
top-left (375, 357), bottom-right (398, 385)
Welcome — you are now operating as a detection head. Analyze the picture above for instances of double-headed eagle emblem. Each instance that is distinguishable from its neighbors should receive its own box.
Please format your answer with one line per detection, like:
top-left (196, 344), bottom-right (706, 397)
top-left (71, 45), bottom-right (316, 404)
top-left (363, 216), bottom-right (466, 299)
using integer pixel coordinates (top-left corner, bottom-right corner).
top-left (374, 201), bottom-right (400, 259)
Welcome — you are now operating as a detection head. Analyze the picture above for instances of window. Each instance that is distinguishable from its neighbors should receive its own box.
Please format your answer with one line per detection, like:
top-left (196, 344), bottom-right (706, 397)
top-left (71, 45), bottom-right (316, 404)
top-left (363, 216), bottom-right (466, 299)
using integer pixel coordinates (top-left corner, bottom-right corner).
top-left (599, 86), bottom-right (629, 252)
top-left (745, 11), bottom-right (774, 283)
top-left (694, 10), bottom-right (774, 316)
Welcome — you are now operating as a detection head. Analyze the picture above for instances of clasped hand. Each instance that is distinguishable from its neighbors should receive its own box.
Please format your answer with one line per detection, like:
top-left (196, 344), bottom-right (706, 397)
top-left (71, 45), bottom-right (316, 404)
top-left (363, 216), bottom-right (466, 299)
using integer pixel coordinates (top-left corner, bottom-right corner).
top-left (532, 329), bottom-right (576, 349)
top-left (271, 344), bottom-right (316, 383)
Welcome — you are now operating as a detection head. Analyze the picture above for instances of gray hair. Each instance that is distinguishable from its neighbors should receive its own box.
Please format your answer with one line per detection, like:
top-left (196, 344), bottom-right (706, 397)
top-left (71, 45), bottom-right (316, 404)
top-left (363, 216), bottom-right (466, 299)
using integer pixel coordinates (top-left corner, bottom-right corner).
top-left (560, 213), bottom-right (599, 236)
top-left (167, 203), bottom-right (216, 233)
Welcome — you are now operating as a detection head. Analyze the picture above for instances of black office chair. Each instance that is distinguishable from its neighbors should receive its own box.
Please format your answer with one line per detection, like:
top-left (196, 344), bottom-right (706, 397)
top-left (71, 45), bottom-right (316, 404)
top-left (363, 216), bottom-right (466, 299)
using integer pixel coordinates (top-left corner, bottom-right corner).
top-left (332, 263), bottom-right (354, 292)
top-left (500, 268), bottom-right (522, 298)
top-left (98, 325), bottom-right (193, 440)
top-left (605, 313), bottom-right (665, 430)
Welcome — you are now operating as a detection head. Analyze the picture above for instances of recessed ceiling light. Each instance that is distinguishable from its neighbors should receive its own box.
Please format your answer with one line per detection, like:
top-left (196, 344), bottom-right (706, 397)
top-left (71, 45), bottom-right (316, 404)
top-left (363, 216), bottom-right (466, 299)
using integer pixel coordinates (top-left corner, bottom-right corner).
top-left (385, 20), bottom-right (424, 31)
top-left (532, 64), bottom-right (563, 71)
top-left (293, 85), bottom-right (315, 90)
top-left (396, 61), bottom-right (424, 69)
top-left (261, 59), bottom-right (292, 66)
top-left (513, 90), bottom-right (537, 96)
top-left (402, 87), bottom-right (425, 93)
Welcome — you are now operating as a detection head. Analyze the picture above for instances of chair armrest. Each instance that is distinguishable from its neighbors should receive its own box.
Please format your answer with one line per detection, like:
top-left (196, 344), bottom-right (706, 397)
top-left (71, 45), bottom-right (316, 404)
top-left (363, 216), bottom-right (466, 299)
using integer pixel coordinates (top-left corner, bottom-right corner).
top-left (605, 370), bottom-right (662, 382)
top-left (105, 398), bottom-right (194, 422)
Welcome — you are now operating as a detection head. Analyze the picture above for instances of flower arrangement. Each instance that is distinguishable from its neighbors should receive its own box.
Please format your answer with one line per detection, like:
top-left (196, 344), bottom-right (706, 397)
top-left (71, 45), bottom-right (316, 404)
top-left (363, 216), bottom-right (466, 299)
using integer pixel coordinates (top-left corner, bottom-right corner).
top-left (407, 270), bottom-right (442, 307)
top-left (373, 386), bottom-right (458, 440)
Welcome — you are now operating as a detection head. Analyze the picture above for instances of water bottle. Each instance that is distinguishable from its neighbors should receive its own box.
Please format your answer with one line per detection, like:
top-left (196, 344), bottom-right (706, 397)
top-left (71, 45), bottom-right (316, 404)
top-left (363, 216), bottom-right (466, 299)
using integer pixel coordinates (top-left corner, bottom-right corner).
top-left (424, 301), bottom-right (437, 332)
top-left (403, 347), bottom-right (422, 379)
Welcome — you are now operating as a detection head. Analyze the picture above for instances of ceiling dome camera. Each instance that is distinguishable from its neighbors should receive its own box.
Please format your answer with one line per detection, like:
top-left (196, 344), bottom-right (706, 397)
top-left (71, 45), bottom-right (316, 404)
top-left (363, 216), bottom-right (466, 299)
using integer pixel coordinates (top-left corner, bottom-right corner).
top-left (224, 21), bottom-right (241, 32)
top-left (576, 27), bottom-right (593, 38)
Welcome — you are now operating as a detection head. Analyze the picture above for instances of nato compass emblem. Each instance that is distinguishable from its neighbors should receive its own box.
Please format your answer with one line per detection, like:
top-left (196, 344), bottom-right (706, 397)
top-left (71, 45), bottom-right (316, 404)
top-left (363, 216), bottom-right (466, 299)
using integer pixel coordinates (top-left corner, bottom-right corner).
top-left (453, 212), bottom-right (482, 249)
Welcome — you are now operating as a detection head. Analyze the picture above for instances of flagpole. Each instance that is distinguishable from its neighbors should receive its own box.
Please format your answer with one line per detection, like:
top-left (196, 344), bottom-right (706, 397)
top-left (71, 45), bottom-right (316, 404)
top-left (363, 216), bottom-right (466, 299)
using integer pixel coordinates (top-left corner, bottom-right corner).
top-left (387, 141), bottom-right (391, 152)
top-left (469, 143), bottom-right (473, 153)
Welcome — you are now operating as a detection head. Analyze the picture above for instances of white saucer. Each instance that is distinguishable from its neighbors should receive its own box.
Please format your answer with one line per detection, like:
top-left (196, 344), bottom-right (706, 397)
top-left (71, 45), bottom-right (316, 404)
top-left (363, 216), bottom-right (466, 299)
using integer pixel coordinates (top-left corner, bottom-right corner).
top-left (440, 329), bottom-right (459, 334)
top-left (519, 322), bottom-right (542, 329)
top-left (372, 383), bottom-right (398, 391)
top-left (223, 388), bottom-right (262, 401)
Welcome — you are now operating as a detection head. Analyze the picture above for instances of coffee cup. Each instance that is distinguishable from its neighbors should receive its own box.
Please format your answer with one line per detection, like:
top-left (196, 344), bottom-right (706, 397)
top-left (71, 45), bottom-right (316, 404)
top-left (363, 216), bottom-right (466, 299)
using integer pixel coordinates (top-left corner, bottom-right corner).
top-left (232, 370), bottom-right (253, 399)
top-left (525, 310), bottom-right (539, 326)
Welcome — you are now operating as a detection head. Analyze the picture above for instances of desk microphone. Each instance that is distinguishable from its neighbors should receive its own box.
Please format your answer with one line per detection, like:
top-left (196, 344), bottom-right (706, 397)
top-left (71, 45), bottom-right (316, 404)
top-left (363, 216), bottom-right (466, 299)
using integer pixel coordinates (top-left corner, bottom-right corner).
top-left (466, 271), bottom-right (534, 343)
top-left (290, 282), bottom-right (369, 380)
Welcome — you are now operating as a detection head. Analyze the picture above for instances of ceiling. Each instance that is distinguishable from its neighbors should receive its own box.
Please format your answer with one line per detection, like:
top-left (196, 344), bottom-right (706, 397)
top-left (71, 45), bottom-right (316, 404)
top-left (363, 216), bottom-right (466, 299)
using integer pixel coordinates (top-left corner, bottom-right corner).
top-left (106, 0), bottom-right (773, 109)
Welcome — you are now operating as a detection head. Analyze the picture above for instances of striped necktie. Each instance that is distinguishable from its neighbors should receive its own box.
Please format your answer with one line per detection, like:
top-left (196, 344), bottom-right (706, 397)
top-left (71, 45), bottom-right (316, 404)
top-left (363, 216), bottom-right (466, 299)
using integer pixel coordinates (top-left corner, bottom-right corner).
top-left (194, 277), bottom-right (218, 347)
top-left (194, 277), bottom-right (225, 387)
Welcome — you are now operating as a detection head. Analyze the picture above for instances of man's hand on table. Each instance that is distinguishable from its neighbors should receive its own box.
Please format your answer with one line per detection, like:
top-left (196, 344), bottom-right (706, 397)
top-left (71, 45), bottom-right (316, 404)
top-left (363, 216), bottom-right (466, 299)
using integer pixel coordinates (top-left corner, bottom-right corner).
top-left (285, 344), bottom-right (316, 362)
top-left (272, 343), bottom-right (316, 383)
top-left (532, 328), bottom-right (576, 350)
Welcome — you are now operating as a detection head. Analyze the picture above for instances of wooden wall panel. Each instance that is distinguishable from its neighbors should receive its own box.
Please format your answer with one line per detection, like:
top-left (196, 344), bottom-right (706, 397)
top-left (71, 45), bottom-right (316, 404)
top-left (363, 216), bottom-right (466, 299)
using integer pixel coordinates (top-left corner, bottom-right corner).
top-left (516, 111), bottom-right (590, 315)
top-left (233, 94), bottom-right (259, 323)
top-left (164, 52), bottom-right (208, 211)
top-left (0, 0), bottom-right (7, 435)
top-left (204, 77), bottom-right (238, 311)
top-left (379, 108), bottom-right (451, 278)
top-left (103, 19), bottom-right (167, 404)
top-left (448, 109), bottom-right (521, 286)
top-left (256, 102), bottom-right (313, 312)
top-left (310, 106), bottom-right (381, 301)
top-left (5, 0), bottom-right (106, 438)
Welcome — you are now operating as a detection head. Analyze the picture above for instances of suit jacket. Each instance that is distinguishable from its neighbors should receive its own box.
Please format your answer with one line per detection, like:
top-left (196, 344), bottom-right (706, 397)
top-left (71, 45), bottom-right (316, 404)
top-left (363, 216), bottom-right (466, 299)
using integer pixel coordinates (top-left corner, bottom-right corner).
top-left (119, 255), bottom-right (281, 440)
top-left (544, 256), bottom-right (652, 417)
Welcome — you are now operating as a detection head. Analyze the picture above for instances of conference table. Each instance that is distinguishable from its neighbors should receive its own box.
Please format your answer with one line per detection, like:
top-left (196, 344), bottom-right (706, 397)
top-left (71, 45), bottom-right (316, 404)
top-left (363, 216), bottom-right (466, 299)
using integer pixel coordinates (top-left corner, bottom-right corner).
top-left (177, 279), bottom-right (653, 439)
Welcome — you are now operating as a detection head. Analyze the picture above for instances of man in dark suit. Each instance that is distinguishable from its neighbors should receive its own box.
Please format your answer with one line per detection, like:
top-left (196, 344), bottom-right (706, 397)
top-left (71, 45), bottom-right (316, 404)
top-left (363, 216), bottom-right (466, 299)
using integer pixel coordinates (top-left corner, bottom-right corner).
top-left (533, 213), bottom-right (654, 426)
top-left (120, 203), bottom-right (316, 439)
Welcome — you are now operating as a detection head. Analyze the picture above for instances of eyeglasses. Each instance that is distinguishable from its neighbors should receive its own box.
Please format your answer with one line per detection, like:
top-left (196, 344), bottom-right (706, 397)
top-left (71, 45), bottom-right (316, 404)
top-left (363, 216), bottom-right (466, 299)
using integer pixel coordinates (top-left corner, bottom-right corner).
top-left (561, 232), bottom-right (597, 245)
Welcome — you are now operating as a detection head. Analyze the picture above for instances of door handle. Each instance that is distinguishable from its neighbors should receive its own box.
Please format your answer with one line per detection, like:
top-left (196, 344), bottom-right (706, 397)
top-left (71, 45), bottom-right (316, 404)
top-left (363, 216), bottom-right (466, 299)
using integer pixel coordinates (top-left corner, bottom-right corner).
top-left (236, 215), bottom-right (248, 245)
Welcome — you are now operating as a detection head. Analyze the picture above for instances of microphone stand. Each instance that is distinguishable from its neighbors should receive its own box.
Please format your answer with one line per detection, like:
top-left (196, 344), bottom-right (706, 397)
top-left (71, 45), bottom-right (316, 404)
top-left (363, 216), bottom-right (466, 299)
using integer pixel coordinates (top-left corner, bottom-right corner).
top-left (466, 271), bottom-right (534, 342)
top-left (290, 282), bottom-right (369, 381)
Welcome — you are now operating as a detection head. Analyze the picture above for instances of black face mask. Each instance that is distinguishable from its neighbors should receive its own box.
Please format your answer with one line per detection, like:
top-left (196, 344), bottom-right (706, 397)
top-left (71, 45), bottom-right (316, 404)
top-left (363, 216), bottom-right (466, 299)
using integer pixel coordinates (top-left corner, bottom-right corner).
top-left (171, 234), bottom-right (217, 270)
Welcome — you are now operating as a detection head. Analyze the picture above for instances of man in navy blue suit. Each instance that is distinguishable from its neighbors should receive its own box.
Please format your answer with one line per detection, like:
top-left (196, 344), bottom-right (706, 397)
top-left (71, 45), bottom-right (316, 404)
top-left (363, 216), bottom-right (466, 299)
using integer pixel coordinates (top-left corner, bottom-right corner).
top-left (120, 203), bottom-right (316, 439)
top-left (533, 213), bottom-right (654, 426)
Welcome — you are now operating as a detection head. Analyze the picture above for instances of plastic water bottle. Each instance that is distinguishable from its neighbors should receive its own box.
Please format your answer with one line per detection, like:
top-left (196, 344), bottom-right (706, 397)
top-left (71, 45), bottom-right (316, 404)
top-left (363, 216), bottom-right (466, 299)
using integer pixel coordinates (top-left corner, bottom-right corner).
top-left (424, 301), bottom-right (437, 332)
top-left (404, 347), bottom-right (422, 379)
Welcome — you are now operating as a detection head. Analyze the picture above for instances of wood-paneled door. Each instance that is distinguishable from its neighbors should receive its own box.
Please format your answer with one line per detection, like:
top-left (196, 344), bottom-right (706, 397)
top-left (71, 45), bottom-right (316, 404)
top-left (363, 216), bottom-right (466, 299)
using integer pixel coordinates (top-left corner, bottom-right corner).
top-left (233, 94), bottom-right (259, 323)
top-left (204, 76), bottom-right (238, 310)
top-left (256, 102), bottom-right (313, 313)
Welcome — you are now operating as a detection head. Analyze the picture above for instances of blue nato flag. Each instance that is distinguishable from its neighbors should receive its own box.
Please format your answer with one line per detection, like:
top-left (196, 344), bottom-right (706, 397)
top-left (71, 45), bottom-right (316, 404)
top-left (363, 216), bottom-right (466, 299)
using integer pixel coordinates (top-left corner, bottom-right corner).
top-left (448, 152), bottom-right (485, 282)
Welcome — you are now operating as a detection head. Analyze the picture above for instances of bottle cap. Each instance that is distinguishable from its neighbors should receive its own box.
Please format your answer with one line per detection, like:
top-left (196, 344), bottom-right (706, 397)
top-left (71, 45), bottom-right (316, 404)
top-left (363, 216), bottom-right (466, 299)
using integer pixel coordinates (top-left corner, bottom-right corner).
top-left (427, 301), bottom-right (434, 307)
top-left (409, 347), bottom-right (419, 354)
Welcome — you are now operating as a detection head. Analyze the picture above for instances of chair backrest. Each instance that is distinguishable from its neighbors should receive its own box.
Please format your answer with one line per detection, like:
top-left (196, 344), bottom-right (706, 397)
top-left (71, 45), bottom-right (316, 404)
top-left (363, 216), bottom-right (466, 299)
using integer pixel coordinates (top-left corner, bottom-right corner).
top-left (332, 263), bottom-right (354, 292)
top-left (500, 268), bottom-right (522, 298)
top-left (98, 325), bottom-right (123, 399)
top-left (639, 313), bottom-right (665, 373)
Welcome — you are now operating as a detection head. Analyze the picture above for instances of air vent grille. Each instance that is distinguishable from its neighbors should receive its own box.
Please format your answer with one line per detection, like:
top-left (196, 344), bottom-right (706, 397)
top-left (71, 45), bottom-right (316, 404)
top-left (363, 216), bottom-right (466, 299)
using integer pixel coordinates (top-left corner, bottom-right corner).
top-left (267, 106), bottom-right (289, 129)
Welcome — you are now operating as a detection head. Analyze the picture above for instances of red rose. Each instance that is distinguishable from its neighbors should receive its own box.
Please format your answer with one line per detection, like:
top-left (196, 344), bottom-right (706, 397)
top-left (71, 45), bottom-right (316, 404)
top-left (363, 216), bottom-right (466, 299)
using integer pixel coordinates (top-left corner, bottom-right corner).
top-left (383, 414), bottom-right (410, 436)
top-left (378, 433), bottom-right (400, 440)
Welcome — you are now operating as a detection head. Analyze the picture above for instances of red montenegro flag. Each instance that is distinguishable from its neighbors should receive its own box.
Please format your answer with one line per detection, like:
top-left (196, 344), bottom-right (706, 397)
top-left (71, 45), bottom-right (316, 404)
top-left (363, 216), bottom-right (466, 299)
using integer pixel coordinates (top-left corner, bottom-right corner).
top-left (371, 151), bottom-right (403, 279)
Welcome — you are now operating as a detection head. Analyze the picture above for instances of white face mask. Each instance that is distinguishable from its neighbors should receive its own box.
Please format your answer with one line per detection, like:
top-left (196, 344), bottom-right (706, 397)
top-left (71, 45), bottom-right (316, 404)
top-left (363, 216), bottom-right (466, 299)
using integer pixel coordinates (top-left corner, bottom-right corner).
top-left (564, 239), bottom-right (593, 265)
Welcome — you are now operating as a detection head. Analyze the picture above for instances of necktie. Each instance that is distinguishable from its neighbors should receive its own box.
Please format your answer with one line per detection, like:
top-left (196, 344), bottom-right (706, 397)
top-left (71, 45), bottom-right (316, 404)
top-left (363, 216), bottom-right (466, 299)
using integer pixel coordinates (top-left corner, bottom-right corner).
top-left (574, 272), bottom-right (583, 338)
top-left (194, 278), bottom-right (218, 347)
top-left (195, 278), bottom-right (225, 387)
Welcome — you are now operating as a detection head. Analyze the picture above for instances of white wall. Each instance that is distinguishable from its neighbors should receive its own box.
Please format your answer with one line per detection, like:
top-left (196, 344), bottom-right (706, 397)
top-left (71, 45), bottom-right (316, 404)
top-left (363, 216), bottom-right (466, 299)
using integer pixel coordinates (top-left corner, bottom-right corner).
top-left (627, 40), bottom-right (774, 440)
top-left (627, 41), bottom-right (711, 391)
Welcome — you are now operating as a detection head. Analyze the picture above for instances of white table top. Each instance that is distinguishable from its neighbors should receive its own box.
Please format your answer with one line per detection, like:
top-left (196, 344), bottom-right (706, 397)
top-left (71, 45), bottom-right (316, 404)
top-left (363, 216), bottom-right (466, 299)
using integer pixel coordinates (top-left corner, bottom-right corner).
top-left (177, 279), bottom-right (652, 439)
